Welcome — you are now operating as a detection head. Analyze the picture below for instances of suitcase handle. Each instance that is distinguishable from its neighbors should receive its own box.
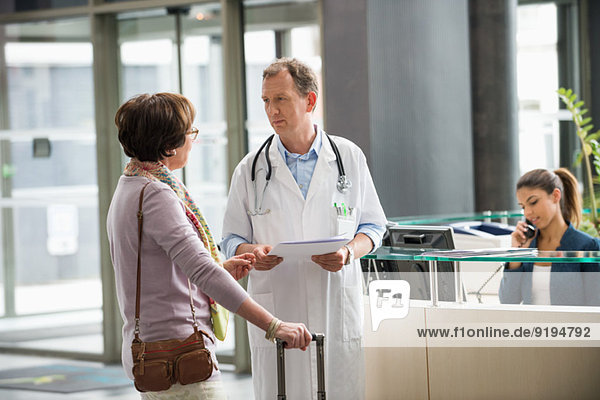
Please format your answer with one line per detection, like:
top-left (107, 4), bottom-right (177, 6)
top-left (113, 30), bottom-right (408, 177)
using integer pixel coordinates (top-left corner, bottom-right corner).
top-left (276, 333), bottom-right (325, 400)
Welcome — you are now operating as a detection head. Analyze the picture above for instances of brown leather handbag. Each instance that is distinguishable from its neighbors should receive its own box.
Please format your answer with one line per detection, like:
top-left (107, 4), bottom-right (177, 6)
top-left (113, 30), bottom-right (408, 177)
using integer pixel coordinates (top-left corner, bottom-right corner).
top-left (131, 182), bottom-right (214, 393)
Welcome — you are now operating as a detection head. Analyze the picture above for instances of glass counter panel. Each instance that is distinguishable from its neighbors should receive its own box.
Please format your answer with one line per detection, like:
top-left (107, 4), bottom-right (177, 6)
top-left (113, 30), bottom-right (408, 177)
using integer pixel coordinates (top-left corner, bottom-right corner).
top-left (362, 247), bottom-right (600, 307)
top-left (362, 247), bottom-right (460, 302)
top-left (389, 211), bottom-right (524, 225)
top-left (364, 247), bottom-right (600, 263)
top-left (362, 247), bottom-right (428, 261)
top-left (417, 250), bottom-right (600, 263)
top-left (389, 209), bottom-right (600, 226)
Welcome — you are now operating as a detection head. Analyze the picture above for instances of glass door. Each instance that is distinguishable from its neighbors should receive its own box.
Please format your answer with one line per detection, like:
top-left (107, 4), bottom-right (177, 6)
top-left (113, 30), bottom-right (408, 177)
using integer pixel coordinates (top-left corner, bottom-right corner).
top-left (516, 3), bottom-right (560, 174)
top-left (116, 3), bottom-right (233, 358)
top-left (243, 5), bottom-right (322, 152)
top-left (0, 17), bottom-right (102, 354)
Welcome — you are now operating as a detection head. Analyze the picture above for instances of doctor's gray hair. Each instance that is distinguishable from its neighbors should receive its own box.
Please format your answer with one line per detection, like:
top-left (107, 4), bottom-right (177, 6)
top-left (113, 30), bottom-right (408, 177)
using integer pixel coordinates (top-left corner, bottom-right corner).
top-left (263, 57), bottom-right (319, 98)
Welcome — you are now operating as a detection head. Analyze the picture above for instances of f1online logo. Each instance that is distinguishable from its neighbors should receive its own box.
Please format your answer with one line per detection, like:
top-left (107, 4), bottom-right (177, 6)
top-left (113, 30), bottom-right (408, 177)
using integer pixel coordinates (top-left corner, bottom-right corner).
top-left (369, 280), bottom-right (410, 331)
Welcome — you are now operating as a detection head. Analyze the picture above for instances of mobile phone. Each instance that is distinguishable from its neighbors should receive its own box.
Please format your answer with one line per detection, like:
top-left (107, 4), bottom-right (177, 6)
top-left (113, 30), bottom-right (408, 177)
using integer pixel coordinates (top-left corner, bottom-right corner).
top-left (524, 219), bottom-right (536, 239)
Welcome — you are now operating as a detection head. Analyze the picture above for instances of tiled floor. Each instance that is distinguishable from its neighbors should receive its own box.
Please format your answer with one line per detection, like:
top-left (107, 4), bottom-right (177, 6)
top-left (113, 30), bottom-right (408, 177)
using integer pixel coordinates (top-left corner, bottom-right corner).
top-left (0, 353), bottom-right (254, 400)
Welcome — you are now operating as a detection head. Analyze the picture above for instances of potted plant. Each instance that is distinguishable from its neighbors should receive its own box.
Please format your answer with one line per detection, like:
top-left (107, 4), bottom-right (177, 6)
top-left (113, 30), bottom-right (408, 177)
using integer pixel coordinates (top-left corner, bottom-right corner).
top-left (557, 87), bottom-right (600, 236)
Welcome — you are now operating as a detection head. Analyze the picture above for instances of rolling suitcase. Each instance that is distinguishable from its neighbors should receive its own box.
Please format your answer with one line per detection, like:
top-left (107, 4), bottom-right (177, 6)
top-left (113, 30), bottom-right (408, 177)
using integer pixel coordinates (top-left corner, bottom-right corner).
top-left (276, 333), bottom-right (326, 400)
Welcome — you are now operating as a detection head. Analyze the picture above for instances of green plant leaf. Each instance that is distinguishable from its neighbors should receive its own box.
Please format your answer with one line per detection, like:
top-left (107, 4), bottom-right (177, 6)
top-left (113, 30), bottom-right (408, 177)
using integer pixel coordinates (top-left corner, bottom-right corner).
top-left (575, 151), bottom-right (583, 167)
top-left (558, 87), bottom-right (598, 228)
top-left (587, 133), bottom-right (600, 142)
top-left (594, 159), bottom-right (600, 176)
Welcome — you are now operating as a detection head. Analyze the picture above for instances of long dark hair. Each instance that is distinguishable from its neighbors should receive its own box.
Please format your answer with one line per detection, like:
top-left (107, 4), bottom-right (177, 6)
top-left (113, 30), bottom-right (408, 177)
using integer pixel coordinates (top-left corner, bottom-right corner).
top-left (517, 168), bottom-right (582, 228)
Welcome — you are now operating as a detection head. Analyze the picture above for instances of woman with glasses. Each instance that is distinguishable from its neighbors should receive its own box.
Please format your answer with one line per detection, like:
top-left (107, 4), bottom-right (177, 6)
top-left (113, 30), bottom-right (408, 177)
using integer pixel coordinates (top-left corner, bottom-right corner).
top-left (107, 93), bottom-right (311, 400)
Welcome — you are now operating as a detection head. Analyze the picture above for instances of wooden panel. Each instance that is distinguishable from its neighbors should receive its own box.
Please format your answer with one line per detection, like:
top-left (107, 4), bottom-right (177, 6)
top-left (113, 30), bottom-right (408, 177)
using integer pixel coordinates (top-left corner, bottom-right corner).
top-left (363, 299), bottom-right (429, 399)
top-left (428, 347), bottom-right (600, 400)
top-left (426, 307), bottom-right (600, 399)
top-left (365, 347), bottom-right (429, 400)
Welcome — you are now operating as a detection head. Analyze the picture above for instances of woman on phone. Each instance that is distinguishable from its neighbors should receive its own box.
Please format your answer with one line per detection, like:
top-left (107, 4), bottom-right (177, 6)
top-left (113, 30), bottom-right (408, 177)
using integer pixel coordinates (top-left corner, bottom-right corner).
top-left (499, 168), bottom-right (600, 306)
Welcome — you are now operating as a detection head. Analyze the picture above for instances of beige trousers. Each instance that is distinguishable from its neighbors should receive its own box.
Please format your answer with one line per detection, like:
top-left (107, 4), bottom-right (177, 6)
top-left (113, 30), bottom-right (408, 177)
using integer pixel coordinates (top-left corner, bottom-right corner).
top-left (140, 380), bottom-right (227, 400)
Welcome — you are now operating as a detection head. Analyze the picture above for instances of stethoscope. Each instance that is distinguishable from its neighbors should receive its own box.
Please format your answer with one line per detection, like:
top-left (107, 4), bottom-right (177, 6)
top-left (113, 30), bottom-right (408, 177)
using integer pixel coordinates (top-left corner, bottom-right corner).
top-left (247, 133), bottom-right (352, 216)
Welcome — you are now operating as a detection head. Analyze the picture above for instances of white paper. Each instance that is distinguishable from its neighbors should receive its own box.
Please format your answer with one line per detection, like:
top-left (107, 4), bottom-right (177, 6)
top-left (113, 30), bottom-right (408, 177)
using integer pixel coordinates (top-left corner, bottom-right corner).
top-left (268, 236), bottom-right (350, 258)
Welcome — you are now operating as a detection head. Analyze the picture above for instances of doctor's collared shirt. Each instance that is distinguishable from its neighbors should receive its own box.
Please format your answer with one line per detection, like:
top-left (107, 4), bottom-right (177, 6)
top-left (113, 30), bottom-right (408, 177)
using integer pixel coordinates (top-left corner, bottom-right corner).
top-left (220, 127), bottom-right (385, 259)
top-left (275, 129), bottom-right (321, 199)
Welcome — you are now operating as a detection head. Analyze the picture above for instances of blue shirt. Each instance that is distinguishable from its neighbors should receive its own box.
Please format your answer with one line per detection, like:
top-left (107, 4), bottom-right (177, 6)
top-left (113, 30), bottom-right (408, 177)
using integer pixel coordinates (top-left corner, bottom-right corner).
top-left (276, 131), bottom-right (321, 199)
top-left (221, 128), bottom-right (385, 258)
top-left (499, 223), bottom-right (600, 306)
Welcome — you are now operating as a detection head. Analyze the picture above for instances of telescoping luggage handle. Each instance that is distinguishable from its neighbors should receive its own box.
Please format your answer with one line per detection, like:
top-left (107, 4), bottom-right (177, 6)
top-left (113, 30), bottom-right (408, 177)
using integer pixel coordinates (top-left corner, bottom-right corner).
top-left (276, 333), bottom-right (325, 400)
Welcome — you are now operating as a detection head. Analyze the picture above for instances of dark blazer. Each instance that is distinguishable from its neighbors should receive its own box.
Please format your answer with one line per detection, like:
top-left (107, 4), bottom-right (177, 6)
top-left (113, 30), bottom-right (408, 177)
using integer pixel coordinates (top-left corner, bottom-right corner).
top-left (499, 223), bottom-right (600, 306)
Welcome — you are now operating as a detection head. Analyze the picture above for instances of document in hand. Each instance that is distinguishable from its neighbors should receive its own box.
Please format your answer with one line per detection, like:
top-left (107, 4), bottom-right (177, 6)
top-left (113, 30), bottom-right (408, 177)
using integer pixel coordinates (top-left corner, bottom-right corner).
top-left (267, 236), bottom-right (350, 258)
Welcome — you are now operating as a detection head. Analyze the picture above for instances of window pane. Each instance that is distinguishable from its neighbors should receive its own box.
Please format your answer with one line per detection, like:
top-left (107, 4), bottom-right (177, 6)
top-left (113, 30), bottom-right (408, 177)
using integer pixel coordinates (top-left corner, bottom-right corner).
top-left (116, 3), bottom-right (232, 356)
top-left (181, 3), bottom-right (228, 243)
top-left (245, 30), bottom-right (276, 152)
top-left (0, 17), bottom-right (101, 354)
top-left (517, 4), bottom-right (559, 174)
top-left (118, 9), bottom-right (179, 98)
top-left (245, 25), bottom-right (322, 153)
top-left (291, 25), bottom-right (323, 128)
top-left (3, 0), bottom-right (87, 12)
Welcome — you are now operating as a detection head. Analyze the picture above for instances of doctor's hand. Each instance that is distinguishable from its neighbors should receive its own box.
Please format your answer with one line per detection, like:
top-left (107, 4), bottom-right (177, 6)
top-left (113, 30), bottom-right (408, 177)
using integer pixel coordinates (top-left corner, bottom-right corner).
top-left (224, 253), bottom-right (255, 280)
top-left (253, 245), bottom-right (284, 271)
top-left (311, 247), bottom-right (347, 272)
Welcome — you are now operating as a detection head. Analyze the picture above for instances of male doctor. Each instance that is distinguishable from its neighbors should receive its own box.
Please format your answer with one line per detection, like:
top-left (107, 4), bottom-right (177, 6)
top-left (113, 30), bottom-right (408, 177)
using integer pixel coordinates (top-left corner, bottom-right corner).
top-left (222, 57), bottom-right (387, 400)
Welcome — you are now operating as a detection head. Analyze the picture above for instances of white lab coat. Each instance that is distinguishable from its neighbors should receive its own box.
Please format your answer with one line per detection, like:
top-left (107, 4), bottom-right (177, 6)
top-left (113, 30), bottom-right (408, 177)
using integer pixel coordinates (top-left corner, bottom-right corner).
top-left (223, 129), bottom-right (387, 400)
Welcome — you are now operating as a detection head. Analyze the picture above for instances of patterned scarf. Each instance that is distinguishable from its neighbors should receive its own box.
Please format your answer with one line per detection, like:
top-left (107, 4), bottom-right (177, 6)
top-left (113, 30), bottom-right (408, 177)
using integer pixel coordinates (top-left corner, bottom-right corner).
top-left (124, 159), bottom-right (230, 339)
top-left (124, 159), bottom-right (221, 264)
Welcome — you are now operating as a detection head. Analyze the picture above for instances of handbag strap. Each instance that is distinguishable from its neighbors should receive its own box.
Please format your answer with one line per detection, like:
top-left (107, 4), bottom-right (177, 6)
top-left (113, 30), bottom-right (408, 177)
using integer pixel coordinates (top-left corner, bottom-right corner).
top-left (134, 181), bottom-right (200, 341)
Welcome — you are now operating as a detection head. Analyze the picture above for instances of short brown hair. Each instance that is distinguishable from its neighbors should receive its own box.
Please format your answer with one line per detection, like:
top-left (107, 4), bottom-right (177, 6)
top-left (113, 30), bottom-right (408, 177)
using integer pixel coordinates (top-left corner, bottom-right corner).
top-left (263, 57), bottom-right (319, 98)
top-left (115, 93), bottom-right (195, 162)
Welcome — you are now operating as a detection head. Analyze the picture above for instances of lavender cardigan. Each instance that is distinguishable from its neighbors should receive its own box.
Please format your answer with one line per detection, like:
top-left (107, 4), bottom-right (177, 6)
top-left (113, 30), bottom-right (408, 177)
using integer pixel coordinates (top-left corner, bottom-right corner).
top-left (107, 176), bottom-right (249, 380)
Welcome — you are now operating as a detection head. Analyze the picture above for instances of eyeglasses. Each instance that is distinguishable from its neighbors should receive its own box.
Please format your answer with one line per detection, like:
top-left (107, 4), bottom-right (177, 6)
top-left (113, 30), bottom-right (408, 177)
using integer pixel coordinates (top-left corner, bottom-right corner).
top-left (186, 127), bottom-right (199, 141)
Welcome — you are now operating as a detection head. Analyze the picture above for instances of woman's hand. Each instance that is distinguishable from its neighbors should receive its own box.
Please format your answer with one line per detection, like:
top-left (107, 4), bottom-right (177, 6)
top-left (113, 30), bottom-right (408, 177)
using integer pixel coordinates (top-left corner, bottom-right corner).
top-left (508, 221), bottom-right (535, 270)
top-left (274, 321), bottom-right (313, 350)
top-left (223, 253), bottom-right (255, 280)
top-left (252, 245), bottom-right (283, 271)
top-left (511, 220), bottom-right (535, 248)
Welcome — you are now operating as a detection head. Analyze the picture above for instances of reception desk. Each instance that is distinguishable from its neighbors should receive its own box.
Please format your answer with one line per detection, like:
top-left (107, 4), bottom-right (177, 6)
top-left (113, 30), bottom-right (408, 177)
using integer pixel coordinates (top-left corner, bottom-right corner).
top-left (361, 246), bottom-right (600, 399)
